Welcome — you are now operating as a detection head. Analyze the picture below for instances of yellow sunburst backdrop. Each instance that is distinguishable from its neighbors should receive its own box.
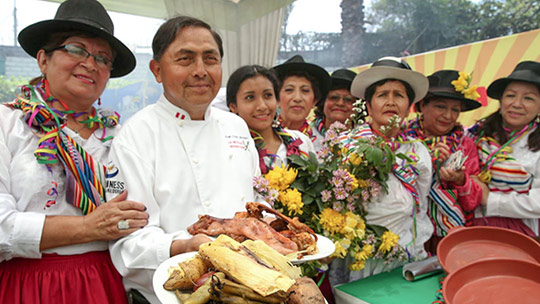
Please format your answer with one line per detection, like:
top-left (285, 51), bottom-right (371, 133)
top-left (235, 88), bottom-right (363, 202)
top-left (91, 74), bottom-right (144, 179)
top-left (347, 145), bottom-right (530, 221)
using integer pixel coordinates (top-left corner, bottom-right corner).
top-left (351, 28), bottom-right (540, 127)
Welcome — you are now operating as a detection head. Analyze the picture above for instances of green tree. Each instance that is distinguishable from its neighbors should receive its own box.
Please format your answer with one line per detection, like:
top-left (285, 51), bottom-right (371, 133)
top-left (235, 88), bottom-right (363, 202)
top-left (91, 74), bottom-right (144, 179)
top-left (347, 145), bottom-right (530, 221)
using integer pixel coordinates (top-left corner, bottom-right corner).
top-left (363, 0), bottom-right (540, 63)
top-left (340, 0), bottom-right (365, 67)
top-left (0, 76), bottom-right (28, 103)
top-left (472, 0), bottom-right (540, 41)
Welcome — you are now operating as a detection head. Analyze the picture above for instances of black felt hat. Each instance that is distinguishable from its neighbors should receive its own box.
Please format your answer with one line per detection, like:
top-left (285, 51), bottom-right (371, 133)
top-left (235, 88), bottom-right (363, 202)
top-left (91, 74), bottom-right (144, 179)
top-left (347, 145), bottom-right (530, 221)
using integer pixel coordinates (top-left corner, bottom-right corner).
top-left (487, 61), bottom-right (540, 100)
top-left (422, 70), bottom-right (481, 112)
top-left (330, 68), bottom-right (357, 91)
top-left (18, 0), bottom-right (136, 77)
top-left (273, 55), bottom-right (331, 97)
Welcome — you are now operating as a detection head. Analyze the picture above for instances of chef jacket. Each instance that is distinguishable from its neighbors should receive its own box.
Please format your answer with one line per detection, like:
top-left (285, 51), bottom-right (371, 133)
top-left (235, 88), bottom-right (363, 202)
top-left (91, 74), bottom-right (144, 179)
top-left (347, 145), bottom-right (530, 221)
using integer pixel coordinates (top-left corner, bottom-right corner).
top-left (107, 94), bottom-right (260, 303)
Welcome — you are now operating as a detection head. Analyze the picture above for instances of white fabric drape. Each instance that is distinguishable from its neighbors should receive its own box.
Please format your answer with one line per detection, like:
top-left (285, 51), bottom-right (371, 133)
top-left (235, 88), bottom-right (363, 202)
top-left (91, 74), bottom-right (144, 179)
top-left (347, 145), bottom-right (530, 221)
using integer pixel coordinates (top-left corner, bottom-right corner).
top-left (162, 0), bottom-right (288, 84)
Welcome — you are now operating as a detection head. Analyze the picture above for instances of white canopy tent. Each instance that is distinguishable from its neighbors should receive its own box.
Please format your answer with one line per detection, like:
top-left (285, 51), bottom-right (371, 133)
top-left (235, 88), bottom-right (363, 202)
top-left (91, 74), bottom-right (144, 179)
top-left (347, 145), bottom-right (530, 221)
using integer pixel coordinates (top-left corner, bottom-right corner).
top-left (43, 0), bottom-right (294, 83)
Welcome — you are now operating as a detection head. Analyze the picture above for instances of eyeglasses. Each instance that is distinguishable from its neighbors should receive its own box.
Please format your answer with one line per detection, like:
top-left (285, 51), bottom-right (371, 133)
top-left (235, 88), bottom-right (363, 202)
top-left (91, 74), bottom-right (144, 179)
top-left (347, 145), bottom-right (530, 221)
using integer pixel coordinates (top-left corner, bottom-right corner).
top-left (47, 44), bottom-right (113, 70)
top-left (327, 94), bottom-right (356, 104)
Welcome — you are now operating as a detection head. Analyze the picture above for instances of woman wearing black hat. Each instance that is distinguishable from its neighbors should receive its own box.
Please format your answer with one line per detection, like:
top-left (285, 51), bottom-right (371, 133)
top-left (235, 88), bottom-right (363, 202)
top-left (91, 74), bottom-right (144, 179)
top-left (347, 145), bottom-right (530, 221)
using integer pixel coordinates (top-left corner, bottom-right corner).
top-left (273, 55), bottom-right (331, 140)
top-left (311, 68), bottom-right (358, 151)
top-left (0, 0), bottom-right (147, 302)
top-left (226, 65), bottom-right (315, 174)
top-left (330, 57), bottom-right (433, 284)
top-left (404, 70), bottom-right (483, 252)
top-left (469, 61), bottom-right (540, 237)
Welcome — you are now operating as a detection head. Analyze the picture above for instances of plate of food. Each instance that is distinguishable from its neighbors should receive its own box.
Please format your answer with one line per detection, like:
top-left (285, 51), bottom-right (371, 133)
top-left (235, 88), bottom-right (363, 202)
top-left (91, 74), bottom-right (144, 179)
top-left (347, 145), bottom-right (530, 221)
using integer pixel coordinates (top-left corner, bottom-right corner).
top-left (289, 234), bottom-right (335, 264)
top-left (153, 235), bottom-right (327, 304)
top-left (187, 202), bottom-right (335, 264)
top-left (153, 251), bottom-right (198, 304)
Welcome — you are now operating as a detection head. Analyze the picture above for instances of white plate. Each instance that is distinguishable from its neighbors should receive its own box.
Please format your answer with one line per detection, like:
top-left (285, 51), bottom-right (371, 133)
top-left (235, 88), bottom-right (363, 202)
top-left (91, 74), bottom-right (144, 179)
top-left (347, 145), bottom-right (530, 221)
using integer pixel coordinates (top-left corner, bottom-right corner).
top-left (153, 251), bottom-right (197, 304)
top-left (152, 235), bottom-right (335, 303)
top-left (289, 234), bottom-right (335, 264)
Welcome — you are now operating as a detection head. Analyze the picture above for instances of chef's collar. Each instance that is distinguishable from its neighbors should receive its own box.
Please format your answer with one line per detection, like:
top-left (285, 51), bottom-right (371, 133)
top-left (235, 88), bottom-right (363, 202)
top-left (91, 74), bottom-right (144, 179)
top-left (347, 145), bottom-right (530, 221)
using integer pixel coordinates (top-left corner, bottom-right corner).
top-left (157, 94), bottom-right (213, 121)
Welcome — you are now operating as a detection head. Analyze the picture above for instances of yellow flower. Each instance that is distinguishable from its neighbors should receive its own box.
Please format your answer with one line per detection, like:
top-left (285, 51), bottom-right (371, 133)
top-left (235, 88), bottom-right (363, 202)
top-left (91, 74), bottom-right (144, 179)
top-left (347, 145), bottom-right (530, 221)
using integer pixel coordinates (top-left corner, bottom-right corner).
top-left (451, 77), bottom-right (468, 92)
top-left (355, 244), bottom-right (373, 261)
top-left (319, 208), bottom-right (344, 235)
top-left (279, 188), bottom-right (303, 215)
top-left (357, 179), bottom-right (368, 188)
top-left (349, 174), bottom-right (359, 191)
top-left (265, 164), bottom-right (298, 191)
top-left (451, 71), bottom-right (479, 101)
top-left (340, 212), bottom-right (364, 238)
top-left (330, 238), bottom-right (351, 259)
top-left (463, 85), bottom-right (480, 100)
top-left (348, 153), bottom-right (362, 166)
top-left (349, 260), bottom-right (366, 271)
top-left (378, 230), bottom-right (399, 253)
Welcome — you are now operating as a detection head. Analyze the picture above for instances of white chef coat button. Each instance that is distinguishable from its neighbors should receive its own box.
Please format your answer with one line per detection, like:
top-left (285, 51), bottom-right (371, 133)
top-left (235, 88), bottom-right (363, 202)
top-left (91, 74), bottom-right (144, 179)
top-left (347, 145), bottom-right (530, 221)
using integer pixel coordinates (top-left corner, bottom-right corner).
top-left (193, 158), bottom-right (198, 164)
top-left (229, 154), bottom-right (233, 160)
top-left (203, 201), bottom-right (211, 207)
top-left (240, 195), bottom-right (245, 201)
top-left (177, 121), bottom-right (184, 127)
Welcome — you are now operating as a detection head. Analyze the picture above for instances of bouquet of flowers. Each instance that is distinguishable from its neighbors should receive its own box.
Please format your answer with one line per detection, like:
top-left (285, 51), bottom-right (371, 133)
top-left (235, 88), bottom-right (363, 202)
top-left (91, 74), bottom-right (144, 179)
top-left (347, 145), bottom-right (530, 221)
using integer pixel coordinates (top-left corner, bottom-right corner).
top-left (254, 114), bottom-right (408, 273)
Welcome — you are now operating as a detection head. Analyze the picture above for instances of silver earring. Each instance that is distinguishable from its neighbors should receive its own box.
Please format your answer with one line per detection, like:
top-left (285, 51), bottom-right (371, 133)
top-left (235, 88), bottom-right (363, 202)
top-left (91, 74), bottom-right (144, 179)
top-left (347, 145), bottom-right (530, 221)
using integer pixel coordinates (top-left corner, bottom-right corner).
top-left (272, 116), bottom-right (280, 128)
top-left (536, 114), bottom-right (540, 123)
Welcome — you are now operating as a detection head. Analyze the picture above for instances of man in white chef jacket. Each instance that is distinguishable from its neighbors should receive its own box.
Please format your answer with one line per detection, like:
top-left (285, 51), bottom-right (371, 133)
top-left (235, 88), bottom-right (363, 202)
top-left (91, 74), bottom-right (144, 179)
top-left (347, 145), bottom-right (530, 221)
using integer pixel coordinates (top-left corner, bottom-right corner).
top-left (106, 16), bottom-right (260, 303)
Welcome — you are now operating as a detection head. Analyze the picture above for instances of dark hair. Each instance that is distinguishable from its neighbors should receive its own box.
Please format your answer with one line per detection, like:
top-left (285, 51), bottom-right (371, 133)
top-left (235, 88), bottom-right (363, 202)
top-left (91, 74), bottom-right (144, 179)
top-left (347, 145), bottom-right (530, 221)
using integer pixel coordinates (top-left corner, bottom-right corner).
top-left (152, 16), bottom-right (223, 61)
top-left (314, 83), bottom-right (353, 118)
top-left (279, 70), bottom-right (322, 104)
top-left (226, 65), bottom-right (280, 107)
top-left (364, 79), bottom-right (415, 105)
top-left (472, 109), bottom-right (540, 152)
top-left (30, 31), bottom-right (108, 85)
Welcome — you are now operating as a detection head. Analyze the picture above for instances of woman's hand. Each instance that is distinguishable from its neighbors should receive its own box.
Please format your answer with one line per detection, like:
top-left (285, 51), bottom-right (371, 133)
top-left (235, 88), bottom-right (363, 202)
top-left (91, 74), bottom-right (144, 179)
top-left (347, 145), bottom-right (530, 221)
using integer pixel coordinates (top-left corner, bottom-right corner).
top-left (433, 142), bottom-right (451, 163)
top-left (439, 166), bottom-right (466, 186)
top-left (471, 176), bottom-right (490, 206)
top-left (40, 190), bottom-right (148, 251)
top-left (170, 234), bottom-right (213, 256)
top-left (82, 190), bottom-right (148, 241)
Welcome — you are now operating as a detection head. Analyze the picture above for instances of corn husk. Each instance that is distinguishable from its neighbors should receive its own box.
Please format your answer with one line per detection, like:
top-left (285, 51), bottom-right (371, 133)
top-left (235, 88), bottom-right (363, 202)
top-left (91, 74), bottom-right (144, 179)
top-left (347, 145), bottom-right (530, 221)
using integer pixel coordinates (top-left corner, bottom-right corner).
top-left (198, 235), bottom-right (297, 297)
top-left (242, 239), bottom-right (301, 280)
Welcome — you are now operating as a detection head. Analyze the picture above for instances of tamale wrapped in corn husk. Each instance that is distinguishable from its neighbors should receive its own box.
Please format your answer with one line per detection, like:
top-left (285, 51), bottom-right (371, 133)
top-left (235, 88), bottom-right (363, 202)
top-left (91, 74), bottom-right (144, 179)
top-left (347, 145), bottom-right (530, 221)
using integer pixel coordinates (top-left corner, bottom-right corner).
top-left (198, 235), bottom-right (297, 297)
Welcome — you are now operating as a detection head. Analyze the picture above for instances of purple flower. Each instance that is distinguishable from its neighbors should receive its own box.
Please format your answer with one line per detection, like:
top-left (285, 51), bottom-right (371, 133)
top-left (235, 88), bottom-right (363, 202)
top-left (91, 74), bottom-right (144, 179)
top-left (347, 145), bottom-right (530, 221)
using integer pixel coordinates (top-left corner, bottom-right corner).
top-left (334, 187), bottom-right (348, 200)
top-left (331, 177), bottom-right (344, 188)
top-left (332, 201), bottom-right (343, 212)
top-left (321, 190), bottom-right (332, 202)
top-left (346, 202), bottom-right (355, 212)
top-left (362, 189), bottom-right (370, 201)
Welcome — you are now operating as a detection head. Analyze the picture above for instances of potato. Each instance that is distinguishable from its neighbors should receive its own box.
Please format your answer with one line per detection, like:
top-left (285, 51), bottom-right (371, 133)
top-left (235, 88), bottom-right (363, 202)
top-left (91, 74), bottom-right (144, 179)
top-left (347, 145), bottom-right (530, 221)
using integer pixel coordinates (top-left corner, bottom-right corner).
top-left (286, 277), bottom-right (325, 304)
top-left (163, 254), bottom-right (210, 291)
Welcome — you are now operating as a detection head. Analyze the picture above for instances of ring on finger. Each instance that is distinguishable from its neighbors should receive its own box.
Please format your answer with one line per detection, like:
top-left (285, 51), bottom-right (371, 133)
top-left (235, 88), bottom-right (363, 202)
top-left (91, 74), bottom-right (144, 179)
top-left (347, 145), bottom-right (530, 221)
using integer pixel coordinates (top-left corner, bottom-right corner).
top-left (117, 219), bottom-right (130, 230)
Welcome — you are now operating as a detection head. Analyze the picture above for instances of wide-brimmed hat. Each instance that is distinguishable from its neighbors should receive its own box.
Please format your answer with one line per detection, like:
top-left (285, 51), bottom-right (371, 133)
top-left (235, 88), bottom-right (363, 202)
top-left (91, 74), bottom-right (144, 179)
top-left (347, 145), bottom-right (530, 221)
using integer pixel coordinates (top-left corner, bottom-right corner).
top-left (330, 68), bottom-right (357, 91)
top-left (419, 70), bottom-right (481, 112)
top-left (18, 0), bottom-right (135, 77)
top-left (350, 56), bottom-right (428, 103)
top-left (487, 61), bottom-right (540, 99)
top-left (273, 55), bottom-right (331, 97)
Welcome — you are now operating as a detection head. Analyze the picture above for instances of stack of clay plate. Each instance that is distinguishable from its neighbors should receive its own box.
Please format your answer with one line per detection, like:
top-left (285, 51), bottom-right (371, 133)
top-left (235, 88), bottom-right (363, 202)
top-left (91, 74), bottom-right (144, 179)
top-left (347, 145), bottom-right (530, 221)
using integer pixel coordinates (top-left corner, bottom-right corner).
top-left (437, 226), bottom-right (540, 304)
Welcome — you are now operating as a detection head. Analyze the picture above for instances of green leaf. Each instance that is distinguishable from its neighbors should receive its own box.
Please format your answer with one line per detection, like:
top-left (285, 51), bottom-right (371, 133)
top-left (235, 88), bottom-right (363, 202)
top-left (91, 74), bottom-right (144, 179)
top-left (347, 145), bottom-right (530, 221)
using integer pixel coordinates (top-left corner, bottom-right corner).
top-left (368, 224), bottom-right (388, 237)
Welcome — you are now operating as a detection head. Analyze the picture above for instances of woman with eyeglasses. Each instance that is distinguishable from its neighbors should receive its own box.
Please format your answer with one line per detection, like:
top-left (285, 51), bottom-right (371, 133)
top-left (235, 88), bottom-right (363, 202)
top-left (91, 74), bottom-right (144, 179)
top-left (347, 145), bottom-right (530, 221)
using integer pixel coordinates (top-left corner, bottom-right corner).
top-left (0, 0), bottom-right (148, 303)
top-left (311, 68), bottom-right (358, 151)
